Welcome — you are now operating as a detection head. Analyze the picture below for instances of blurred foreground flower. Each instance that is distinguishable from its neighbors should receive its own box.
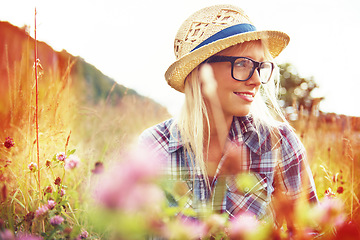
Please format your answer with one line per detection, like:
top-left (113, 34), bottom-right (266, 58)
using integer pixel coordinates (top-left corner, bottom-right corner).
top-left (0, 229), bottom-right (14, 240)
top-left (91, 162), bottom-right (104, 174)
top-left (94, 150), bottom-right (164, 212)
top-left (3, 137), bottom-right (15, 149)
top-left (228, 213), bottom-right (260, 239)
top-left (312, 197), bottom-right (346, 229)
top-left (163, 216), bottom-right (208, 240)
top-left (64, 154), bottom-right (80, 170)
top-left (16, 233), bottom-right (43, 240)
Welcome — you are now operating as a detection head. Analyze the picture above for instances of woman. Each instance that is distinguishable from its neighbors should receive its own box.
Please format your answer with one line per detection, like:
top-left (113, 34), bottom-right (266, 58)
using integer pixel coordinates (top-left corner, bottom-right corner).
top-left (139, 4), bottom-right (318, 223)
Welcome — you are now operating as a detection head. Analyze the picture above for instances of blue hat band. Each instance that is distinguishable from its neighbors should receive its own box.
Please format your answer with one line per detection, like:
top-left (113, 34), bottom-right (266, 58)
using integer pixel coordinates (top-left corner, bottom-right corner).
top-left (191, 23), bottom-right (257, 52)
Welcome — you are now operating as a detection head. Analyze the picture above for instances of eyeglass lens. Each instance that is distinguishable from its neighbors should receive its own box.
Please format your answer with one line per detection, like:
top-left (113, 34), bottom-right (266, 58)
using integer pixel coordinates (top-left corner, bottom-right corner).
top-left (233, 58), bottom-right (273, 83)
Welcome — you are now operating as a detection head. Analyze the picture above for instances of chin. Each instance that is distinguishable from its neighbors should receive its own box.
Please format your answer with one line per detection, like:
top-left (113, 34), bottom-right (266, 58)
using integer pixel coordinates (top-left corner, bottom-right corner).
top-left (233, 109), bottom-right (251, 117)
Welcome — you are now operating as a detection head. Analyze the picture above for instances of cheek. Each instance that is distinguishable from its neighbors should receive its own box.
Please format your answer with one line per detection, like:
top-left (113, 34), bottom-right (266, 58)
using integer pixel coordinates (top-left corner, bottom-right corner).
top-left (210, 63), bottom-right (232, 83)
top-left (212, 70), bottom-right (233, 92)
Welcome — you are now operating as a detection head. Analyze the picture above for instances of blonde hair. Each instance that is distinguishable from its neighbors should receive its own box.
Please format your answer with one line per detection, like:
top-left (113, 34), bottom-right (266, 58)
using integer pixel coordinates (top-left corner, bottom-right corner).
top-left (174, 40), bottom-right (288, 183)
top-left (176, 67), bottom-right (210, 183)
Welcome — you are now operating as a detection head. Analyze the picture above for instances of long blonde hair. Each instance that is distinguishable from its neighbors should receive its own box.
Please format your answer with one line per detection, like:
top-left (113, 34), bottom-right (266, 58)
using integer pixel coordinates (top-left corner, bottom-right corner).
top-left (174, 40), bottom-right (287, 181)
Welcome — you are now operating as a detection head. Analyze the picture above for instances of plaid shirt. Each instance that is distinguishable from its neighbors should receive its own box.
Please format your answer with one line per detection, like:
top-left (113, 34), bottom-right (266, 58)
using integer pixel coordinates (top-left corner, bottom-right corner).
top-left (139, 115), bottom-right (318, 220)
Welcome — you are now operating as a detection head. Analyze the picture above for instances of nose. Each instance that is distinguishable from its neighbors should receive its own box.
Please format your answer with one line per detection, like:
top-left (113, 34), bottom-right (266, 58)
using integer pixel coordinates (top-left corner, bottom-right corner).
top-left (246, 68), bottom-right (261, 87)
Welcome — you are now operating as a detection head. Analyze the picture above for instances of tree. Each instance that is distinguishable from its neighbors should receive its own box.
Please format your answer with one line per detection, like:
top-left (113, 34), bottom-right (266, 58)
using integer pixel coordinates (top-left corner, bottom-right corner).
top-left (278, 63), bottom-right (322, 115)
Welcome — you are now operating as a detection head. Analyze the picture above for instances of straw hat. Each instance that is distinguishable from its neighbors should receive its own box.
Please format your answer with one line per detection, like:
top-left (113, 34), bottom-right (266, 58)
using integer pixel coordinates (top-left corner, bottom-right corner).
top-left (165, 4), bottom-right (290, 92)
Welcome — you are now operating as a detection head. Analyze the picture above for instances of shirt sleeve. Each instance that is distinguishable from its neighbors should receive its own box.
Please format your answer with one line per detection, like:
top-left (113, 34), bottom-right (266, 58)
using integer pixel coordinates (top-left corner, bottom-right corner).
top-left (275, 125), bottom-right (318, 204)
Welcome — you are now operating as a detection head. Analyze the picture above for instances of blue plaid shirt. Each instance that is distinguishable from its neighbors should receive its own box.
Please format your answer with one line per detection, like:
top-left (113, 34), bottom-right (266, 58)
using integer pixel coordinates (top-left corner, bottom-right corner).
top-left (139, 115), bottom-right (318, 219)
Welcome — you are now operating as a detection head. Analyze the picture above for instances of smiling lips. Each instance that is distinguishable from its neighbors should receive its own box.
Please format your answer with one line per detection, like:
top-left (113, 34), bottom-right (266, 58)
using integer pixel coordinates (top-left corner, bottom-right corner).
top-left (233, 91), bottom-right (255, 102)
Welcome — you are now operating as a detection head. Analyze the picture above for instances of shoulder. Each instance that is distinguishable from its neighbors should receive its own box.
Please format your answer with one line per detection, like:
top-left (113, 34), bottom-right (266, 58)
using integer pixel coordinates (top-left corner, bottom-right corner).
top-left (138, 118), bottom-right (176, 153)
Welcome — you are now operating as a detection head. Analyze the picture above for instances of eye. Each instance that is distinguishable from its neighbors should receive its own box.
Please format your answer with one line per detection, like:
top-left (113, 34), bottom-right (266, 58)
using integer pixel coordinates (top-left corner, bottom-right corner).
top-left (234, 59), bottom-right (252, 69)
top-left (260, 62), bottom-right (272, 70)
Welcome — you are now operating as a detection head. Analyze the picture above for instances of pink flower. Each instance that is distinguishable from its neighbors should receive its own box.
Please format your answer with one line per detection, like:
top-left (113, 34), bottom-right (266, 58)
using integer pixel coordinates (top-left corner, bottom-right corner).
top-left (313, 197), bottom-right (346, 228)
top-left (64, 154), bottom-right (80, 170)
top-left (59, 188), bottom-right (66, 197)
top-left (228, 213), bottom-right (259, 239)
top-left (50, 215), bottom-right (64, 226)
top-left (56, 152), bottom-right (66, 161)
top-left (35, 205), bottom-right (49, 218)
top-left (4, 137), bottom-right (15, 149)
top-left (94, 150), bottom-right (164, 211)
top-left (91, 162), bottom-right (104, 174)
top-left (28, 162), bottom-right (38, 172)
top-left (79, 231), bottom-right (89, 239)
top-left (47, 200), bottom-right (56, 210)
top-left (16, 233), bottom-right (43, 240)
top-left (0, 229), bottom-right (14, 240)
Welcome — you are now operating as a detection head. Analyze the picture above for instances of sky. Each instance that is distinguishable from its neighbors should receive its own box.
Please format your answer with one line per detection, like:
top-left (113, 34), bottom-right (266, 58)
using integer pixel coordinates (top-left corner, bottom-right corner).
top-left (1, 0), bottom-right (360, 117)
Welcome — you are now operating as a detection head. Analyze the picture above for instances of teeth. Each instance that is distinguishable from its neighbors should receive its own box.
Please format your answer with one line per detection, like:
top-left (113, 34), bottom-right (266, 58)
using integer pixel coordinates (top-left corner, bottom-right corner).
top-left (235, 92), bottom-right (253, 97)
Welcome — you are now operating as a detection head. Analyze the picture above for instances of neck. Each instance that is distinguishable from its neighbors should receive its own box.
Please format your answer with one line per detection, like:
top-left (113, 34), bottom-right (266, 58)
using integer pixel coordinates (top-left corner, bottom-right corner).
top-left (204, 108), bottom-right (233, 154)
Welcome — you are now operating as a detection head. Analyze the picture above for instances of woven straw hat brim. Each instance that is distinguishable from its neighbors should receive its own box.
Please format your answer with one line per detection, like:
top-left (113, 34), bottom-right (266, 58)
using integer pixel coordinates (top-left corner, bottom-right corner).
top-left (165, 30), bottom-right (290, 93)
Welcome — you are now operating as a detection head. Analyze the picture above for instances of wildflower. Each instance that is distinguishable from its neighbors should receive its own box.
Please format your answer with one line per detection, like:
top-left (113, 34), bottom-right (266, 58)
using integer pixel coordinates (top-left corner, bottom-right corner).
top-left (3, 137), bottom-right (15, 149)
top-left (64, 154), bottom-right (80, 170)
top-left (54, 177), bottom-right (61, 186)
top-left (35, 205), bottom-right (49, 218)
top-left (324, 187), bottom-right (336, 198)
top-left (50, 215), bottom-right (64, 226)
top-left (337, 186), bottom-right (344, 194)
top-left (59, 188), bottom-right (66, 197)
top-left (94, 150), bottom-right (164, 211)
top-left (47, 200), bottom-right (56, 210)
top-left (78, 231), bottom-right (89, 239)
top-left (24, 211), bottom-right (35, 223)
top-left (44, 186), bottom-right (52, 195)
top-left (91, 162), bottom-right (104, 174)
top-left (28, 162), bottom-right (38, 172)
top-left (45, 160), bottom-right (51, 167)
top-left (56, 152), bottom-right (66, 161)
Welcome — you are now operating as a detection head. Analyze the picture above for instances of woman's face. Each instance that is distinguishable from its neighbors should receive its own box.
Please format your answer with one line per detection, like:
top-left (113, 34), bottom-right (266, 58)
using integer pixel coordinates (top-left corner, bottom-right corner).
top-left (205, 41), bottom-right (265, 119)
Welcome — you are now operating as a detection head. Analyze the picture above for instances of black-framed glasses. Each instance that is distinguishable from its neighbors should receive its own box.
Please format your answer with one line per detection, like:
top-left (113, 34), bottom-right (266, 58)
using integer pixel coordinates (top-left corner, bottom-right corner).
top-left (205, 56), bottom-right (274, 84)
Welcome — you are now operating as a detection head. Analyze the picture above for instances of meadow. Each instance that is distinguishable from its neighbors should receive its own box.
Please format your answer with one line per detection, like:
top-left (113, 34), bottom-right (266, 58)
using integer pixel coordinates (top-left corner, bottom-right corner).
top-left (1, 41), bottom-right (359, 239)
